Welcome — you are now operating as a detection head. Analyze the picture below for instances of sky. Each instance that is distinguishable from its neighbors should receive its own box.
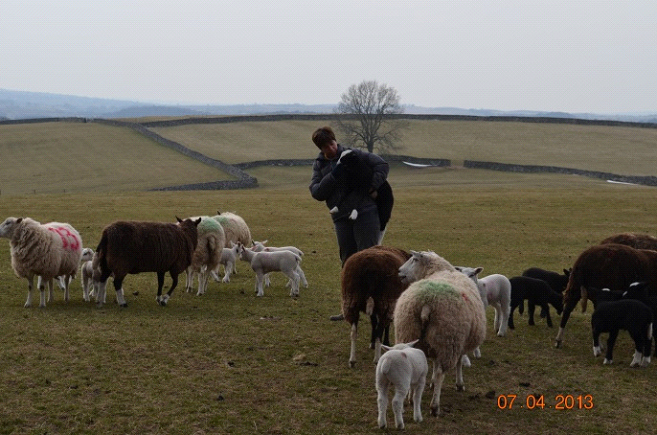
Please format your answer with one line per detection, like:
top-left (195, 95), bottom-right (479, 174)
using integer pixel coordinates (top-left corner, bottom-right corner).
top-left (1, 0), bottom-right (656, 114)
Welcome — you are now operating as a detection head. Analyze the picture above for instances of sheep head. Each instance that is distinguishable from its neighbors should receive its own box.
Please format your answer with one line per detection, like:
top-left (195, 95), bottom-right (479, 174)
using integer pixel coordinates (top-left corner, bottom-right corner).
top-left (398, 250), bottom-right (455, 284)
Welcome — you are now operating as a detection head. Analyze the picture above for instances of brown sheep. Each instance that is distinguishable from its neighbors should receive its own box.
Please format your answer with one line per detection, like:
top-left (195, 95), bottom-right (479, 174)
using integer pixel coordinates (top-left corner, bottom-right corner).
top-left (555, 243), bottom-right (657, 348)
top-left (94, 217), bottom-right (201, 308)
top-left (341, 245), bottom-right (411, 368)
top-left (600, 232), bottom-right (657, 250)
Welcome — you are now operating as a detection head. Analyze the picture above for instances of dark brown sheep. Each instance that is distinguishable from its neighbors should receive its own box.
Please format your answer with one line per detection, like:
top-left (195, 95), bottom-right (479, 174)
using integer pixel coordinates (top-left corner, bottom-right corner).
top-left (341, 245), bottom-right (411, 368)
top-left (94, 217), bottom-right (201, 307)
top-left (600, 232), bottom-right (657, 250)
top-left (555, 243), bottom-right (657, 347)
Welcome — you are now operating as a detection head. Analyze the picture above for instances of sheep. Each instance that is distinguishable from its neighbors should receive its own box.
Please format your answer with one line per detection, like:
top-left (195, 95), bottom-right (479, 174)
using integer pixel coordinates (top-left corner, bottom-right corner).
top-left (209, 211), bottom-right (251, 281)
top-left (250, 240), bottom-right (308, 289)
top-left (78, 247), bottom-right (96, 302)
top-left (456, 267), bottom-right (511, 337)
top-left (340, 245), bottom-right (411, 368)
top-left (521, 267), bottom-right (571, 294)
top-left (555, 243), bottom-right (657, 348)
top-left (588, 286), bottom-right (653, 367)
top-left (395, 250), bottom-right (486, 417)
top-left (601, 232), bottom-right (657, 250)
top-left (508, 276), bottom-right (563, 329)
top-left (0, 217), bottom-right (83, 308)
top-left (327, 149), bottom-right (394, 237)
top-left (375, 340), bottom-right (428, 430)
top-left (93, 217), bottom-right (201, 307)
top-left (184, 216), bottom-right (226, 296)
top-left (216, 242), bottom-right (243, 283)
top-left (238, 245), bottom-right (302, 297)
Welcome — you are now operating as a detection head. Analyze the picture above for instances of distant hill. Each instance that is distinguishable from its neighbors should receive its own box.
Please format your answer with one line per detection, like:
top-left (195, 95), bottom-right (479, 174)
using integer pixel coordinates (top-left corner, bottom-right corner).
top-left (1, 88), bottom-right (656, 123)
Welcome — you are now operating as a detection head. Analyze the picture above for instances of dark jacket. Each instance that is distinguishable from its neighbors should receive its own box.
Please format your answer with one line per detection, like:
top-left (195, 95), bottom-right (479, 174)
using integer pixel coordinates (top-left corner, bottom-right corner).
top-left (309, 145), bottom-right (389, 222)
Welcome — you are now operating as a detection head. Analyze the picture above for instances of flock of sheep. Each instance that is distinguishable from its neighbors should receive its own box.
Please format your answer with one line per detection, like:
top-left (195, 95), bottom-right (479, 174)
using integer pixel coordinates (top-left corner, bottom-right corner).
top-left (0, 211), bottom-right (308, 309)
top-left (3, 210), bottom-right (657, 430)
top-left (341, 232), bottom-right (657, 429)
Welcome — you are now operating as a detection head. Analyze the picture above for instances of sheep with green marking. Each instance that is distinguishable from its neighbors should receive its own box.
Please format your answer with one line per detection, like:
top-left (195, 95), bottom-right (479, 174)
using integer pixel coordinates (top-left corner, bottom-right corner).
top-left (395, 250), bottom-right (486, 417)
top-left (184, 216), bottom-right (225, 296)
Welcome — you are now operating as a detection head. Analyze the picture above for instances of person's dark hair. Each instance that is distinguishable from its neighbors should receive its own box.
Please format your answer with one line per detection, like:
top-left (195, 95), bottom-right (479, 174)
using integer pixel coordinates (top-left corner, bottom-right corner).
top-left (312, 126), bottom-right (336, 149)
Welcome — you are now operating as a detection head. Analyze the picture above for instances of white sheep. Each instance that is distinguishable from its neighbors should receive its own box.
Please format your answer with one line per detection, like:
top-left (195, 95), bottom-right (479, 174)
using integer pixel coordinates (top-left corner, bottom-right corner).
top-left (239, 245), bottom-right (302, 297)
top-left (215, 241), bottom-right (243, 283)
top-left (456, 267), bottom-right (511, 337)
top-left (250, 240), bottom-right (308, 288)
top-left (376, 340), bottom-right (428, 430)
top-left (395, 250), bottom-right (487, 417)
top-left (184, 216), bottom-right (226, 296)
top-left (209, 211), bottom-right (251, 281)
top-left (0, 217), bottom-right (83, 308)
top-left (78, 247), bottom-right (96, 302)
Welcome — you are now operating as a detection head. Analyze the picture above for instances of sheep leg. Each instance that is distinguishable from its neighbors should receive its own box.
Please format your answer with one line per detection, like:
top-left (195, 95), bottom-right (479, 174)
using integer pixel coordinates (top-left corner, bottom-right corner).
top-left (497, 303), bottom-right (510, 336)
top-left (372, 318), bottom-right (387, 364)
top-left (37, 276), bottom-right (48, 308)
top-left (391, 384), bottom-right (408, 429)
top-left (296, 265), bottom-right (308, 288)
top-left (412, 377), bottom-right (426, 423)
top-left (62, 276), bottom-right (70, 303)
top-left (528, 303), bottom-right (536, 326)
top-left (508, 303), bottom-right (516, 330)
top-left (113, 275), bottom-right (128, 308)
top-left (369, 315), bottom-right (378, 349)
top-left (255, 272), bottom-right (265, 297)
top-left (197, 270), bottom-right (209, 296)
top-left (376, 378), bottom-right (389, 429)
top-left (455, 358), bottom-right (465, 391)
top-left (604, 330), bottom-right (619, 364)
top-left (544, 305), bottom-right (553, 327)
top-left (82, 274), bottom-right (91, 302)
top-left (159, 272), bottom-right (178, 306)
top-left (429, 364), bottom-right (445, 417)
top-left (185, 268), bottom-right (194, 293)
top-left (555, 297), bottom-right (579, 348)
top-left (592, 327), bottom-right (603, 357)
top-left (349, 322), bottom-right (358, 368)
top-left (284, 270), bottom-right (300, 297)
top-left (24, 275), bottom-right (35, 308)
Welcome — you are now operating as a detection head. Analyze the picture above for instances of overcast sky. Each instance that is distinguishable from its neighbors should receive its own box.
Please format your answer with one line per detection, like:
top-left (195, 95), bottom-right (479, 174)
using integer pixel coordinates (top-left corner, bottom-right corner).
top-left (1, 0), bottom-right (655, 113)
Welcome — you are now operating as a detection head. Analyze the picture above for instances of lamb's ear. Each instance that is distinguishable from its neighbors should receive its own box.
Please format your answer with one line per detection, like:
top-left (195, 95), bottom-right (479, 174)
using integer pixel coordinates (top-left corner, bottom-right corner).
top-left (16, 217), bottom-right (23, 224)
top-left (475, 267), bottom-right (484, 275)
top-left (176, 216), bottom-right (183, 223)
top-left (194, 217), bottom-right (202, 226)
top-left (381, 344), bottom-right (392, 352)
top-left (408, 339), bottom-right (420, 348)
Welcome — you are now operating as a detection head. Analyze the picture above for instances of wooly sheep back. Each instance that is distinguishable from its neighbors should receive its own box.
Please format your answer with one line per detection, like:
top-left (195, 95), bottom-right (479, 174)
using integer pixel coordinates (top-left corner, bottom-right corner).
top-left (375, 340), bottom-right (428, 430)
top-left (94, 217), bottom-right (201, 307)
top-left (212, 211), bottom-right (251, 247)
top-left (0, 217), bottom-right (83, 308)
top-left (185, 216), bottom-right (226, 296)
top-left (555, 243), bottom-right (657, 348)
top-left (340, 245), bottom-right (411, 367)
top-left (395, 250), bottom-right (486, 417)
top-left (601, 232), bottom-right (657, 250)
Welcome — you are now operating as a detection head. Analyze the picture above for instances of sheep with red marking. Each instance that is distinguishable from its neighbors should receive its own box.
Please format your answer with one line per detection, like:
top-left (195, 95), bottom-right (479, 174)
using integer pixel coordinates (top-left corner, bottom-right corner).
top-left (93, 217), bottom-right (201, 308)
top-left (395, 250), bottom-right (486, 417)
top-left (340, 245), bottom-right (411, 368)
top-left (0, 217), bottom-right (83, 308)
top-left (555, 243), bottom-right (657, 348)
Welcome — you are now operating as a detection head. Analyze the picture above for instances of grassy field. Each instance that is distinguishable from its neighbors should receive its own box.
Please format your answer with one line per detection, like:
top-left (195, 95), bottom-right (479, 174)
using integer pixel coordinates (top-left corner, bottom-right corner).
top-left (0, 118), bottom-right (656, 434)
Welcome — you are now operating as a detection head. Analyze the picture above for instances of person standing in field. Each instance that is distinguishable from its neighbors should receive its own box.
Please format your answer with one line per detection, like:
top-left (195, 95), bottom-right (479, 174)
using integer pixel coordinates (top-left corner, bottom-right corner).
top-left (309, 126), bottom-right (392, 320)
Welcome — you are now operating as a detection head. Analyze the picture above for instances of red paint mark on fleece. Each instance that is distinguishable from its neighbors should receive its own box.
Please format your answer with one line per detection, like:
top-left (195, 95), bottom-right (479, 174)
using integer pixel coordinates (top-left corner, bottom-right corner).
top-left (48, 226), bottom-right (80, 251)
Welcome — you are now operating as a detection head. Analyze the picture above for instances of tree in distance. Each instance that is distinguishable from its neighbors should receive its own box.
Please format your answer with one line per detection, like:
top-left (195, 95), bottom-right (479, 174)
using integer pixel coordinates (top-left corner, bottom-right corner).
top-left (334, 80), bottom-right (409, 154)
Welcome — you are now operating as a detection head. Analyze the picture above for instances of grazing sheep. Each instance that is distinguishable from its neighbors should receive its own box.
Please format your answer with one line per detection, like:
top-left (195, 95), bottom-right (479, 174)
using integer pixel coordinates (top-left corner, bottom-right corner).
top-left (340, 245), bottom-right (411, 367)
top-left (185, 216), bottom-right (226, 296)
top-left (588, 286), bottom-right (653, 367)
top-left (250, 241), bottom-right (308, 289)
top-left (508, 276), bottom-right (563, 329)
top-left (395, 250), bottom-right (486, 417)
top-left (238, 245), bottom-right (302, 297)
top-left (555, 243), bottom-right (657, 348)
top-left (521, 267), bottom-right (571, 294)
top-left (376, 340), bottom-right (428, 430)
top-left (0, 217), bottom-right (83, 308)
top-left (456, 267), bottom-right (511, 337)
top-left (601, 232), bottom-right (657, 250)
top-left (94, 217), bottom-right (201, 307)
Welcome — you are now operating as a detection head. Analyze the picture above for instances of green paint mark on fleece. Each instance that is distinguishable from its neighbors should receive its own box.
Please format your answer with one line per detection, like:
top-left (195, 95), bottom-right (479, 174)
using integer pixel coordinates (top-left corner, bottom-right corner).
top-left (197, 217), bottom-right (223, 237)
top-left (413, 280), bottom-right (460, 304)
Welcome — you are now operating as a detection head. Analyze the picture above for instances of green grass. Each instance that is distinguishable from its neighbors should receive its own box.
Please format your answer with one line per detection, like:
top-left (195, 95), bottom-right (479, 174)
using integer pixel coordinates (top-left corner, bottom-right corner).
top-left (0, 118), bottom-right (657, 434)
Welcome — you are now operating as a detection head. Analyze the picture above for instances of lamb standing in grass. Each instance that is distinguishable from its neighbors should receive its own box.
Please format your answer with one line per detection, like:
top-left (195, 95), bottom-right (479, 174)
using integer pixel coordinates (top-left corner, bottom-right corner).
top-left (78, 247), bottom-right (95, 302)
top-left (217, 242), bottom-right (243, 283)
top-left (456, 266), bottom-right (511, 337)
top-left (375, 340), bottom-right (428, 430)
top-left (185, 216), bottom-right (225, 296)
top-left (239, 244), bottom-right (302, 297)
top-left (0, 217), bottom-right (83, 308)
top-left (210, 211), bottom-right (251, 281)
top-left (395, 250), bottom-right (486, 417)
top-left (250, 240), bottom-right (308, 289)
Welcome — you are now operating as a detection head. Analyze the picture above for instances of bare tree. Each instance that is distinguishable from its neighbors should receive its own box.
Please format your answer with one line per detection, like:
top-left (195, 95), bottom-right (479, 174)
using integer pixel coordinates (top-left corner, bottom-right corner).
top-left (334, 80), bottom-right (408, 154)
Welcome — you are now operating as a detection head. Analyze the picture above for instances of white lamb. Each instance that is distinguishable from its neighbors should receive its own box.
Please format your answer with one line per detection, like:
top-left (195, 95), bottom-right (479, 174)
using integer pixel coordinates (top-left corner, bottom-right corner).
top-left (216, 241), bottom-right (244, 283)
top-left (78, 247), bottom-right (96, 302)
top-left (210, 211), bottom-right (251, 281)
top-left (250, 240), bottom-right (308, 288)
top-left (239, 245), bottom-right (302, 297)
top-left (376, 340), bottom-right (428, 430)
top-left (395, 250), bottom-right (486, 417)
top-left (456, 266), bottom-right (512, 337)
top-left (0, 217), bottom-right (83, 308)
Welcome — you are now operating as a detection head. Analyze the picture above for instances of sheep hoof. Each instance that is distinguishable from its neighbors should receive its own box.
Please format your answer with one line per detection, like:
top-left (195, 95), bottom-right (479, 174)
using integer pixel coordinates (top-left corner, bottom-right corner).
top-left (554, 340), bottom-right (562, 348)
top-left (457, 385), bottom-right (465, 392)
top-left (430, 406), bottom-right (439, 417)
top-left (120, 303), bottom-right (128, 308)
top-left (349, 360), bottom-right (356, 368)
